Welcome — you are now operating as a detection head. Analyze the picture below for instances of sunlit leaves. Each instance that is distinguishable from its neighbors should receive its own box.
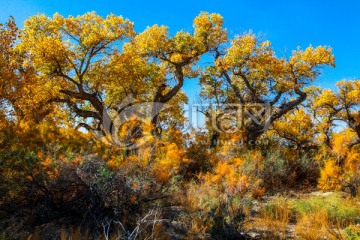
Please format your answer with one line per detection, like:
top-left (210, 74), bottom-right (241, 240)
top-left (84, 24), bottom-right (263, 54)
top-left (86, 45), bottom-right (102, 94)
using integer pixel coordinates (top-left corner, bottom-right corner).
top-left (314, 79), bottom-right (360, 142)
top-left (20, 12), bottom-right (135, 79)
top-left (199, 23), bottom-right (335, 144)
top-left (193, 12), bottom-right (227, 50)
top-left (273, 109), bottom-right (317, 149)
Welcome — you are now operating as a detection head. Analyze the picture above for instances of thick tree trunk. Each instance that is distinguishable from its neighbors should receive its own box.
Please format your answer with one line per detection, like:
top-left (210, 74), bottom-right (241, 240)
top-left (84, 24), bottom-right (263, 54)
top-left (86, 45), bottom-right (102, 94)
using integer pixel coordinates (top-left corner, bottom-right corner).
top-left (151, 113), bottom-right (162, 138)
top-left (246, 128), bottom-right (263, 149)
top-left (209, 132), bottom-right (220, 148)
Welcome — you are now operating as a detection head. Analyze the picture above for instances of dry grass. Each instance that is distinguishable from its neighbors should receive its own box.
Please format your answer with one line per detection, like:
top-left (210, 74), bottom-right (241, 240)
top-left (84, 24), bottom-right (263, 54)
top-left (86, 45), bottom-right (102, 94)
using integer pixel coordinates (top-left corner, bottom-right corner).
top-left (245, 196), bottom-right (292, 239)
top-left (247, 193), bottom-right (360, 240)
top-left (294, 210), bottom-right (345, 240)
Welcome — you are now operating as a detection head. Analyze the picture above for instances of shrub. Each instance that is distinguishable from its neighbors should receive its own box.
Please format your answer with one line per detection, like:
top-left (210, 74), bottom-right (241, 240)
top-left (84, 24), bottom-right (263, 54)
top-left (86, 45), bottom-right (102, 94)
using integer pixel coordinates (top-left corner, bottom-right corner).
top-left (241, 150), bottom-right (320, 192)
top-left (184, 179), bottom-right (249, 239)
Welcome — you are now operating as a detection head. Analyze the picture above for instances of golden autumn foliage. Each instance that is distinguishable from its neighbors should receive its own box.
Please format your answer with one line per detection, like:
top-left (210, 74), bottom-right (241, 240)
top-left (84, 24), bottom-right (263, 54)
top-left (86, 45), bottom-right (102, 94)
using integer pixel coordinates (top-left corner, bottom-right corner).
top-left (314, 79), bottom-right (360, 146)
top-left (318, 159), bottom-right (342, 190)
top-left (313, 81), bottom-right (360, 195)
top-left (1, 12), bottom-right (360, 239)
top-left (317, 129), bottom-right (360, 195)
top-left (200, 27), bottom-right (335, 144)
top-left (273, 108), bottom-right (317, 150)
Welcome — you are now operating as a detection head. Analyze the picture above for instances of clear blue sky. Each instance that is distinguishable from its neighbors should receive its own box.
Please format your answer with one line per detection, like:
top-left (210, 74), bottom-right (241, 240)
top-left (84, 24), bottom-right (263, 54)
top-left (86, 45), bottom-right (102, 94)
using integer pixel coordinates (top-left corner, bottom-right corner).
top-left (1, 0), bottom-right (359, 103)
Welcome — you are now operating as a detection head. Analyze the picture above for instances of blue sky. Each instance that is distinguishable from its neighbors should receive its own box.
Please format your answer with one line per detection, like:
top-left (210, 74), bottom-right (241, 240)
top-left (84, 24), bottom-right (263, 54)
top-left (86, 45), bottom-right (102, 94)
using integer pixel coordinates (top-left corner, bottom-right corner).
top-left (1, 0), bottom-right (359, 104)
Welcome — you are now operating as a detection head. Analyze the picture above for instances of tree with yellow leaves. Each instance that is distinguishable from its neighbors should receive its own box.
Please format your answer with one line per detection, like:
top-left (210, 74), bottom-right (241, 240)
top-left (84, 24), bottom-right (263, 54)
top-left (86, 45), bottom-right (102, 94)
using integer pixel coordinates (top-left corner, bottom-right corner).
top-left (17, 12), bottom-right (227, 149)
top-left (314, 79), bottom-right (360, 148)
top-left (0, 17), bottom-right (54, 123)
top-left (314, 80), bottom-right (360, 196)
top-left (317, 128), bottom-right (360, 196)
top-left (17, 12), bottom-right (135, 133)
top-left (200, 32), bottom-right (335, 146)
top-left (272, 108), bottom-right (318, 151)
top-left (124, 12), bottom-right (226, 136)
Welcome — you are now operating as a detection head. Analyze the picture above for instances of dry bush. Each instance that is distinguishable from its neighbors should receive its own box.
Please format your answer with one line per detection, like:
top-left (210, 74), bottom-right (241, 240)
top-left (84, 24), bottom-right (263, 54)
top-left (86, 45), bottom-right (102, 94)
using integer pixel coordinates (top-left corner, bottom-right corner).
top-left (260, 150), bottom-right (320, 191)
top-left (0, 155), bottom-right (172, 239)
top-left (182, 180), bottom-right (249, 239)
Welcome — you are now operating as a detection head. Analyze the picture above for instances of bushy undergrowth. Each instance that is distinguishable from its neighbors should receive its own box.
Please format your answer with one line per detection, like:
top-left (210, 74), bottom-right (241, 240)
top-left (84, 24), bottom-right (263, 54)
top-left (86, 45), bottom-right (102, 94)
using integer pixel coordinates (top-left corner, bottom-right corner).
top-left (0, 152), bottom-right (175, 239)
top-left (0, 123), bottom-right (357, 240)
